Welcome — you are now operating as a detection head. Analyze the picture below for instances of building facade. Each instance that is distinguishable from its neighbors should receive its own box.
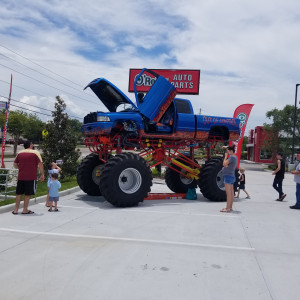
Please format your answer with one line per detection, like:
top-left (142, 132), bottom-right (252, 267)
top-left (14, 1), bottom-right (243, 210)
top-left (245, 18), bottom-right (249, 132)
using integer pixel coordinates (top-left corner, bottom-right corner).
top-left (247, 126), bottom-right (276, 163)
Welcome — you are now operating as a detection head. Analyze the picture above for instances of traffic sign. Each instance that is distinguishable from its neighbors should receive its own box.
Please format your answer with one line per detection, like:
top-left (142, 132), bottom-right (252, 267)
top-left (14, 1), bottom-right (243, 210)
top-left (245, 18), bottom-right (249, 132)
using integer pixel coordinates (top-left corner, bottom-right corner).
top-left (0, 101), bottom-right (7, 110)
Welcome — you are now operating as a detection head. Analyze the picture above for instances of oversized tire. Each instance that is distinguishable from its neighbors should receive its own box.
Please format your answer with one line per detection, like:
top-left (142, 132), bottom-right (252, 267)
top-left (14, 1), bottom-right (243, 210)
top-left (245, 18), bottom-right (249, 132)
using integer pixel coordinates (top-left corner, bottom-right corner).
top-left (165, 158), bottom-right (198, 193)
top-left (99, 152), bottom-right (152, 207)
top-left (198, 158), bottom-right (226, 201)
top-left (205, 156), bottom-right (223, 164)
top-left (234, 168), bottom-right (240, 193)
top-left (76, 153), bottom-right (104, 196)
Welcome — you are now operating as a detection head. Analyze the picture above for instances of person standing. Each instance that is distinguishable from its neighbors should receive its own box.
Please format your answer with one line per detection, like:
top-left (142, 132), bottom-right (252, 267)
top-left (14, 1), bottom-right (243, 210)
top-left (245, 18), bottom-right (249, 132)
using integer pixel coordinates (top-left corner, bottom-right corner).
top-left (12, 141), bottom-right (44, 215)
top-left (272, 152), bottom-right (286, 201)
top-left (235, 168), bottom-right (251, 199)
top-left (48, 173), bottom-right (61, 212)
top-left (290, 149), bottom-right (300, 209)
top-left (220, 145), bottom-right (238, 213)
top-left (45, 162), bottom-right (61, 207)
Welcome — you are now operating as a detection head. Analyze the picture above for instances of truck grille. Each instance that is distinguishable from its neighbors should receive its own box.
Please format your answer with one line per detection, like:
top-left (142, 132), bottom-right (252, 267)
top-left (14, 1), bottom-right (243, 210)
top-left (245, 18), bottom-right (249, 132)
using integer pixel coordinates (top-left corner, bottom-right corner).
top-left (84, 112), bottom-right (98, 124)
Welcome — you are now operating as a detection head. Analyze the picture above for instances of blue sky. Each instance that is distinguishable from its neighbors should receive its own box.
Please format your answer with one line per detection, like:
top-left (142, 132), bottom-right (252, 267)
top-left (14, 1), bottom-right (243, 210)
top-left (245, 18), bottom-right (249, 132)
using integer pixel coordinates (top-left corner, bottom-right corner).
top-left (0, 0), bottom-right (300, 131)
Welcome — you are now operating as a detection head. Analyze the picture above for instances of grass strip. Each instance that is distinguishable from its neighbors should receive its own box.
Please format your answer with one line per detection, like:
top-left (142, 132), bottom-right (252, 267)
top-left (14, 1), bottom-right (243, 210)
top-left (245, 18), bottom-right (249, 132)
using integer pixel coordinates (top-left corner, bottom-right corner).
top-left (0, 176), bottom-right (78, 207)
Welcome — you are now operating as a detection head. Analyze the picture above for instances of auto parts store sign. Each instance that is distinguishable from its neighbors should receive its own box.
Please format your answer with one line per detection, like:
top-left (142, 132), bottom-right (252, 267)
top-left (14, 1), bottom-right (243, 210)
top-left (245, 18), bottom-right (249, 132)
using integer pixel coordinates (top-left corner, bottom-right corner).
top-left (128, 69), bottom-right (200, 95)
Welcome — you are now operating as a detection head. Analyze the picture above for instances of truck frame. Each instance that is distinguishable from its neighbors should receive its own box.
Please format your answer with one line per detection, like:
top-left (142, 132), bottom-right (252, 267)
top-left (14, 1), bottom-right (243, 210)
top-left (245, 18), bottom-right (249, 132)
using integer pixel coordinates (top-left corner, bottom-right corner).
top-left (77, 69), bottom-right (240, 207)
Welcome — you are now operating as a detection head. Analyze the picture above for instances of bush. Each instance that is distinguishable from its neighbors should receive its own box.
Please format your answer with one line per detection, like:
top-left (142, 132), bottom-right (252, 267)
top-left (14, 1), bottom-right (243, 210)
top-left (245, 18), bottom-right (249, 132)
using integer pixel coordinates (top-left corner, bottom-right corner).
top-left (267, 164), bottom-right (277, 171)
top-left (241, 152), bottom-right (248, 160)
top-left (152, 167), bottom-right (165, 179)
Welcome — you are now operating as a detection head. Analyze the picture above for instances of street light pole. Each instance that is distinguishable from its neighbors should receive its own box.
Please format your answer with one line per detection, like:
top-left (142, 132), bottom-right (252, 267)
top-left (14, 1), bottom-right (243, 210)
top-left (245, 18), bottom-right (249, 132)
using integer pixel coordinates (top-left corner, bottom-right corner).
top-left (292, 84), bottom-right (300, 163)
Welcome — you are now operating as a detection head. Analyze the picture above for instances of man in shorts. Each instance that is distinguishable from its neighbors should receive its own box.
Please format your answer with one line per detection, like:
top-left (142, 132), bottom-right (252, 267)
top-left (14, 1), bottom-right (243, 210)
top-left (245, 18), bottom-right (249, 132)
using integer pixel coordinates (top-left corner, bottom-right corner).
top-left (12, 141), bottom-right (44, 215)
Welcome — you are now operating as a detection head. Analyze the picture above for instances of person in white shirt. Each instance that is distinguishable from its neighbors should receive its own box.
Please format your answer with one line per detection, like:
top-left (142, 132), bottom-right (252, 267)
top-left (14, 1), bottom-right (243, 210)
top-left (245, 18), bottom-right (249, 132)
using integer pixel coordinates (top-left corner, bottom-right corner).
top-left (290, 150), bottom-right (300, 209)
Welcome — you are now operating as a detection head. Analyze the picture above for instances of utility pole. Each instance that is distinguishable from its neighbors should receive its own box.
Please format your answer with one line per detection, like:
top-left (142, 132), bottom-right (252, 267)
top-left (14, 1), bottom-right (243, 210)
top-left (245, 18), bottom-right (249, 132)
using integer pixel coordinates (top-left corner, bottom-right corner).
top-left (291, 84), bottom-right (300, 164)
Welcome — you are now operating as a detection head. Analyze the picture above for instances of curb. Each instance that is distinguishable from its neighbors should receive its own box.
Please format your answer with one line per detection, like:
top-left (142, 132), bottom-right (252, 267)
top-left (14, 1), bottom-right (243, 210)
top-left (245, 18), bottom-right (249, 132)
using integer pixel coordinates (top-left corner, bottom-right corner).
top-left (0, 186), bottom-right (81, 214)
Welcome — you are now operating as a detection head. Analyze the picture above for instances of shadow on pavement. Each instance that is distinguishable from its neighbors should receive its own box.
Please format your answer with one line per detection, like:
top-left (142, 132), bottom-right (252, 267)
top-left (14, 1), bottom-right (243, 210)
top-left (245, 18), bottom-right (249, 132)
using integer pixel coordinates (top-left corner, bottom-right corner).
top-left (72, 192), bottom-right (226, 210)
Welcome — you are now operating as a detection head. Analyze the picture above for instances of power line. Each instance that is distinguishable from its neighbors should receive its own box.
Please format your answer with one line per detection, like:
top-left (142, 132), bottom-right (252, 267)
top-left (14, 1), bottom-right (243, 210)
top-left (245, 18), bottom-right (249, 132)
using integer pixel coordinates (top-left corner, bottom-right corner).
top-left (0, 79), bottom-right (45, 97)
top-left (11, 98), bottom-right (53, 113)
top-left (0, 62), bottom-right (98, 104)
top-left (0, 94), bottom-right (82, 120)
top-left (0, 52), bottom-right (95, 98)
top-left (0, 43), bottom-right (88, 90)
top-left (10, 103), bottom-right (53, 117)
top-left (10, 103), bottom-right (82, 120)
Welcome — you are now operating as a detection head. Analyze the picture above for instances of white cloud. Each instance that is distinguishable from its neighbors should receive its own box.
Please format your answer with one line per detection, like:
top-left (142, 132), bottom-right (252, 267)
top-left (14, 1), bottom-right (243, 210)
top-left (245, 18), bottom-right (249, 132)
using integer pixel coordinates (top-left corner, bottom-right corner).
top-left (0, 0), bottom-right (299, 134)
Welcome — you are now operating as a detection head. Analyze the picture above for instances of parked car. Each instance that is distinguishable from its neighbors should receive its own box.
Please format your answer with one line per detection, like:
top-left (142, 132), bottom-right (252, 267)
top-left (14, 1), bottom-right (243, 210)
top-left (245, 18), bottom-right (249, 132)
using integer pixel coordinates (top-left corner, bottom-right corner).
top-left (0, 138), bottom-right (14, 145)
top-left (17, 138), bottom-right (25, 145)
top-left (6, 138), bottom-right (14, 144)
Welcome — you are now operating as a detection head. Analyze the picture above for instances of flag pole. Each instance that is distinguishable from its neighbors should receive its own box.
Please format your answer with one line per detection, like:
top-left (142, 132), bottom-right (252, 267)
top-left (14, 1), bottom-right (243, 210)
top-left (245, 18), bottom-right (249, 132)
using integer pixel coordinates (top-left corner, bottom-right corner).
top-left (1, 74), bottom-right (13, 168)
top-left (231, 104), bottom-right (254, 168)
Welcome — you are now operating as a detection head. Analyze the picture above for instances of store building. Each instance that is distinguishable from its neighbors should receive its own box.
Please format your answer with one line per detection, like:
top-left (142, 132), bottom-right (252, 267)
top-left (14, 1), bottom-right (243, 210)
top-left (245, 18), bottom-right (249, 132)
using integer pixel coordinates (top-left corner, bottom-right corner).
top-left (247, 126), bottom-right (276, 163)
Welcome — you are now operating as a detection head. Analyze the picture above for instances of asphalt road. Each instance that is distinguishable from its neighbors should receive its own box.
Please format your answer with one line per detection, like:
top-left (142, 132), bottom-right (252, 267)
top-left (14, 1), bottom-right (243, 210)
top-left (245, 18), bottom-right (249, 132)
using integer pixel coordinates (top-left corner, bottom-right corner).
top-left (0, 164), bottom-right (299, 300)
top-left (1, 144), bottom-right (90, 169)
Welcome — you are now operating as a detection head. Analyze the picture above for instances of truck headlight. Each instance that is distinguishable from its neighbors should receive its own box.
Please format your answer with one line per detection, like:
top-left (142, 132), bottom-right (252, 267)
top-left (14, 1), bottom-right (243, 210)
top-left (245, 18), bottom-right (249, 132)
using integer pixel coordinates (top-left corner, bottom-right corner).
top-left (97, 116), bottom-right (110, 122)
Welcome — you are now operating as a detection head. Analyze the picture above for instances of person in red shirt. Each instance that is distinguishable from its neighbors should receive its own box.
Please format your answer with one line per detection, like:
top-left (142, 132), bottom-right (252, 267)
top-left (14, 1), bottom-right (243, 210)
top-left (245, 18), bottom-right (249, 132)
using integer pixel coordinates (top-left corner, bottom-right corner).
top-left (12, 141), bottom-right (44, 215)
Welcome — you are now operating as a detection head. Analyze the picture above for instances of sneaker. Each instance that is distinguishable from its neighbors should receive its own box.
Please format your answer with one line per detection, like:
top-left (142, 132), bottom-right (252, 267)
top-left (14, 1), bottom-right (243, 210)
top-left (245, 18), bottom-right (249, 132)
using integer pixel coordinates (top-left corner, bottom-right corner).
top-left (290, 205), bottom-right (300, 209)
top-left (280, 194), bottom-right (287, 201)
top-left (246, 196), bottom-right (250, 199)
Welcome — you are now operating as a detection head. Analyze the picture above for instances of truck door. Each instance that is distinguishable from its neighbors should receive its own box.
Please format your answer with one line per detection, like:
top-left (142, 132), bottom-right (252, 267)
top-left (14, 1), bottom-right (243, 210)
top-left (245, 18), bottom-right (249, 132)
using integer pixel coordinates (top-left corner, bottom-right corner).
top-left (175, 99), bottom-right (196, 139)
top-left (134, 69), bottom-right (176, 123)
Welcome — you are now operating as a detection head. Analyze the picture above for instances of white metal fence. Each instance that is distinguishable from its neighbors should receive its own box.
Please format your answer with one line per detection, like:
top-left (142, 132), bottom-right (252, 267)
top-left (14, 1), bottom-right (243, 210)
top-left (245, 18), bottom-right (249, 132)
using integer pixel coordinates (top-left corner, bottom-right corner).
top-left (0, 168), bottom-right (18, 201)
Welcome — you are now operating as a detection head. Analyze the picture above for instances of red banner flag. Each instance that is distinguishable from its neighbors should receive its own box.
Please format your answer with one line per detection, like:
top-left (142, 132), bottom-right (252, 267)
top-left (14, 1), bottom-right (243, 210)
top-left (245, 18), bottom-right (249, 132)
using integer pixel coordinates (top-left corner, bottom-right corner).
top-left (231, 104), bottom-right (254, 168)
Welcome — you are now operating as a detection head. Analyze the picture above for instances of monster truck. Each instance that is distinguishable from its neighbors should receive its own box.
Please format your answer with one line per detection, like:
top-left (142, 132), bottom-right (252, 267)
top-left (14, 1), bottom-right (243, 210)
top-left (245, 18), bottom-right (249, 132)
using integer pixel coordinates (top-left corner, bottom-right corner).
top-left (77, 69), bottom-right (240, 207)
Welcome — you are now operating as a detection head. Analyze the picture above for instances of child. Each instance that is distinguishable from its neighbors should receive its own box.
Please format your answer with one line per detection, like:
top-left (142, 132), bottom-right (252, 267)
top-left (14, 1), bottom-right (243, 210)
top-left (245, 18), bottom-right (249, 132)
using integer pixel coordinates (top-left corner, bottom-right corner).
top-left (234, 169), bottom-right (240, 197)
top-left (48, 173), bottom-right (61, 212)
top-left (235, 168), bottom-right (250, 199)
top-left (45, 162), bottom-right (61, 207)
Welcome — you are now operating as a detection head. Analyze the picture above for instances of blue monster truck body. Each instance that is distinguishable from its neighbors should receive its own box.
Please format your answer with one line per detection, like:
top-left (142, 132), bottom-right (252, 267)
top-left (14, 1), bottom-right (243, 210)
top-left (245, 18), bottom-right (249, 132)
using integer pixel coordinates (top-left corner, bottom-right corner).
top-left (77, 69), bottom-right (240, 207)
top-left (82, 72), bottom-right (239, 143)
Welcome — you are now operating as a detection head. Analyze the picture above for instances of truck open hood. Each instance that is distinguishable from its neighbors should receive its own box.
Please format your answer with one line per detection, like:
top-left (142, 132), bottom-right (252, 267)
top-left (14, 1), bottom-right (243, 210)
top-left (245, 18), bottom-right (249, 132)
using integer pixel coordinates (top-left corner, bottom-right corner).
top-left (84, 78), bottom-right (138, 112)
top-left (85, 70), bottom-right (177, 123)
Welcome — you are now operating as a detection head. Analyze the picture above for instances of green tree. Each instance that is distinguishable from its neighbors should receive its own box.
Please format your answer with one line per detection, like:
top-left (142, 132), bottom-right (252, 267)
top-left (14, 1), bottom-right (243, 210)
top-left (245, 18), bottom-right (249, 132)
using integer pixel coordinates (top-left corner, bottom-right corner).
top-left (0, 110), bottom-right (45, 155)
top-left (264, 104), bottom-right (298, 156)
top-left (261, 124), bottom-right (279, 160)
top-left (23, 114), bottom-right (45, 143)
top-left (242, 136), bottom-right (248, 152)
top-left (266, 105), bottom-right (298, 136)
top-left (0, 110), bottom-right (27, 155)
top-left (68, 118), bottom-right (83, 143)
top-left (40, 96), bottom-right (81, 179)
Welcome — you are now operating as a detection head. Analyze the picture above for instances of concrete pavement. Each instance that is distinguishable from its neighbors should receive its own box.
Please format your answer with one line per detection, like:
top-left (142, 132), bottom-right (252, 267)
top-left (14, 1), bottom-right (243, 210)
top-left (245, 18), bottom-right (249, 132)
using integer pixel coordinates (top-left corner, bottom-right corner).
top-left (0, 164), bottom-right (299, 300)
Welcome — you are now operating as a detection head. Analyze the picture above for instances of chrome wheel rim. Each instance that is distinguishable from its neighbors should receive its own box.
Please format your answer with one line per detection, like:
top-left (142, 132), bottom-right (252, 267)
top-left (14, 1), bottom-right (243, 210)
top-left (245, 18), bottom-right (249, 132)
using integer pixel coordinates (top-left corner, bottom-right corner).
top-left (179, 170), bottom-right (194, 185)
top-left (118, 168), bottom-right (142, 194)
top-left (216, 170), bottom-right (225, 191)
top-left (92, 164), bottom-right (103, 185)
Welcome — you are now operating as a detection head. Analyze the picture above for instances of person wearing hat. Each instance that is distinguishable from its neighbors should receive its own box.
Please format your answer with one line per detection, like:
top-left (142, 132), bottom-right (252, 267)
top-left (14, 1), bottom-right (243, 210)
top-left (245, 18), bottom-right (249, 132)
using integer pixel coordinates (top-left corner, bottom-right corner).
top-left (272, 152), bottom-right (286, 201)
top-left (290, 149), bottom-right (300, 209)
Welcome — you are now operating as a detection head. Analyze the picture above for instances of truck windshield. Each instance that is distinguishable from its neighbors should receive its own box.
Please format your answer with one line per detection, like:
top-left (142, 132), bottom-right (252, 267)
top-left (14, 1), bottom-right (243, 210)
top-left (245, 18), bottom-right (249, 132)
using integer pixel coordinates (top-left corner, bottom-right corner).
top-left (175, 99), bottom-right (191, 114)
top-left (116, 103), bottom-right (136, 112)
